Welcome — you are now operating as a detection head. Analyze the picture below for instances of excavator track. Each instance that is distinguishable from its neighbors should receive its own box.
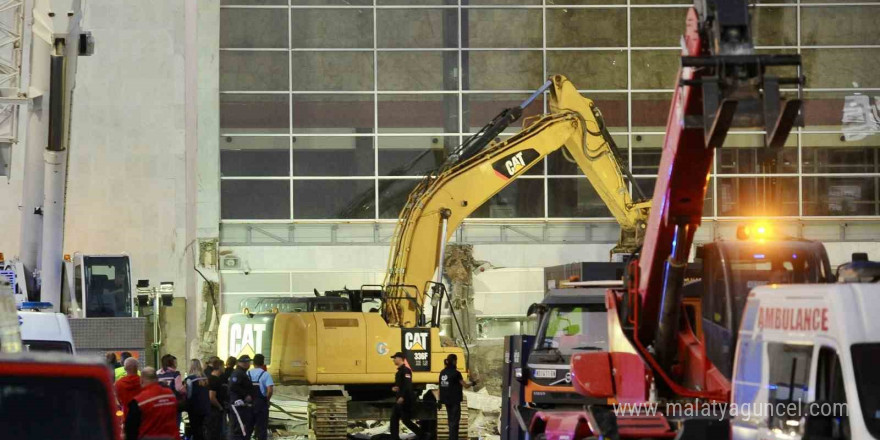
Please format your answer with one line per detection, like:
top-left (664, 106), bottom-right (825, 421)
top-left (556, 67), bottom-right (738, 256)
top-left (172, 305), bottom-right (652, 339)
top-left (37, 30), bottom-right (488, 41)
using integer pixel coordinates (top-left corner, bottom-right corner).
top-left (436, 395), bottom-right (468, 440)
top-left (310, 392), bottom-right (348, 440)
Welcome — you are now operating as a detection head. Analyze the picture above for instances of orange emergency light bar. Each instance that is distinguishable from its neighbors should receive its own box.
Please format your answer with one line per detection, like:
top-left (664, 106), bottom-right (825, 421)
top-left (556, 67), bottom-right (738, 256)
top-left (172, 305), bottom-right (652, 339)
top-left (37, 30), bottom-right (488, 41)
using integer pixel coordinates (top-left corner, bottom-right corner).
top-left (736, 222), bottom-right (774, 241)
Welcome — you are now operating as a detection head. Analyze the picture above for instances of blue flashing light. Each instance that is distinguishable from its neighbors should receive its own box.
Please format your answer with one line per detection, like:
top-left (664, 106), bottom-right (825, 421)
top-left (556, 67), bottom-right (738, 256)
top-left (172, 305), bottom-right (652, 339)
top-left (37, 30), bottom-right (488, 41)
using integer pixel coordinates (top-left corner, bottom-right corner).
top-left (753, 254), bottom-right (766, 259)
top-left (18, 301), bottom-right (54, 310)
top-left (792, 253), bottom-right (798, 259)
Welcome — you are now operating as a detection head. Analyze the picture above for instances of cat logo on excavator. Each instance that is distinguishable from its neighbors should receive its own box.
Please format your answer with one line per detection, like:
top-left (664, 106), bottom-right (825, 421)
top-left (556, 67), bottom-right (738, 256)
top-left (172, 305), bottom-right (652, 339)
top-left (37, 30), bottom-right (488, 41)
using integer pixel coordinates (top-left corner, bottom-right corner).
top-left (404, 331), bottom-right (428, 351)
top-left (492, 148), bottom-right (541, 180)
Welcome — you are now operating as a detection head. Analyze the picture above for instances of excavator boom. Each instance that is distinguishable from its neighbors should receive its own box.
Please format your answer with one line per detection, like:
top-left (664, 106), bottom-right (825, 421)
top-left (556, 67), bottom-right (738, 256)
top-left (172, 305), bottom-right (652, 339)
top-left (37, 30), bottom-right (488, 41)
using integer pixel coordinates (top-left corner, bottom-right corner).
top-left (383, 75), bottom-right (650, 327)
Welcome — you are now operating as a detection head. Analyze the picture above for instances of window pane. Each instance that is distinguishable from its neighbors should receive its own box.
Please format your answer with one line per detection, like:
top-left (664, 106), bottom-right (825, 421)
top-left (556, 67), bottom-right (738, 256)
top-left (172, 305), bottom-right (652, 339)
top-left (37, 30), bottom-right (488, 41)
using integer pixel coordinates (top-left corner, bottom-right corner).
top-left (292, 0), bottom-right (370, 4)
top-left (631, 134), bottom-right (662, 176)
top-left (465, 51), bottom-right (543, 90)
top-left (548, 135), bottom-right (627, 176)
top-left (631, 8), bottom-right (687, 47)
top-left (802, 133), bottom-right (880, 174)
top-left (221, 94), bottom-right (289, 134)
top-left (638, 177), bottom-right (713, 216)
top-left (379, 179), bottom-right (420, 219)
top-left (549, 178), bottom-right (612, 218)
top-left (292, 94), bottom-right (374, 133)
top-left (221, 9), bottom-right (288, 48)
top-left (803, 49), bottom-right (880, 89)
top-left (471, 179), bottom-right (544, 218)
top-left (221, 136), bottom-right (289, 176)
top-left (220, 51), bottom-right (288, 91)
top-left (378, 0), bottom-right (455, 4)
top-left (293, 180), bottom-right (375, 219)
top-left (378, 52), bottom-right (454, 91)
top-left (803, 177), bottom-right (877, 216)
top-left (803, 91), bottom-right (880, 147)
top-left (291, 52), bottom-right (373, 91)
top-left (466, 9), bottom-right (542, 48)
top-left (469, 0), bottom-right (541, 4)
top-left (802, 6), bottom-right (880, 46)
top-left (378, 136), bottom-right (451, 176)
top-left (377, 9), bottom-right (458, 49)
top-left (291, 8), bottom-right (373, 48)
top-left (293, 136), bottom-right (374, 176)
top-left (546, 8), bottom-right (626, 47)
top-left (751, 7), bottom-right (797, 47)
top-left (223, 0), bottom-right (286, 5)
top-left (717, 177), bottom-right (799, 217)
top-left (631, 0), bottom-right (685, 4)
top-left (717, 134), bottom-right (797, 174)
top-left (547, 51), bottom-right (627, 90)
top-left (221, 180), bottom-right (290, 219)
top-left (632, 92), bottom-right (672, 130)
top-left (379, 95), bottom-right (456, 133)
top-left (465, 93), bottom-right (542, 132)
top-left (631, 50), bottom-right (678, 89)
top-left (802, 91), bottom-right (844, 131)
top-left (592, 94), bottom-right (627, 131)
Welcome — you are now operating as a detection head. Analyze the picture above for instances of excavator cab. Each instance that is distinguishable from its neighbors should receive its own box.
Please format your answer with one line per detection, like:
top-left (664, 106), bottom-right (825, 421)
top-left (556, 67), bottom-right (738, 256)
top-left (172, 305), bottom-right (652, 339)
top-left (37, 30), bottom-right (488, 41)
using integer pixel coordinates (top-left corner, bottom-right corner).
top-left (697, 235), bottom-right (832, 378)
top-left (62, 254), bottom-right (134, 318)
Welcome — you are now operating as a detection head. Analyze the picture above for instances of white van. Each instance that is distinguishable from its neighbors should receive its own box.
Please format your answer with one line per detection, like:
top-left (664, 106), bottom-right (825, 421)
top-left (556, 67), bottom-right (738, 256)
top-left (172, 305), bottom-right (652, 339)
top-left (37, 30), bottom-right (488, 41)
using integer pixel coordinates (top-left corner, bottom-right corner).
top-left (18, 311), bottom-right (76, 354)
top-left (731, 283), bottom-right (879, 440)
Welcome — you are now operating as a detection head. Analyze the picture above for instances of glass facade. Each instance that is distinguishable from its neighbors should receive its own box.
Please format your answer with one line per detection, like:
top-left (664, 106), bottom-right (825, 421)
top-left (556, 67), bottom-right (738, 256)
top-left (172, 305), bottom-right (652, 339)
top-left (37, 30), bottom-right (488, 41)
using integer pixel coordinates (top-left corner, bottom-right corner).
top-left (220, 2), bottom-right (880, 222)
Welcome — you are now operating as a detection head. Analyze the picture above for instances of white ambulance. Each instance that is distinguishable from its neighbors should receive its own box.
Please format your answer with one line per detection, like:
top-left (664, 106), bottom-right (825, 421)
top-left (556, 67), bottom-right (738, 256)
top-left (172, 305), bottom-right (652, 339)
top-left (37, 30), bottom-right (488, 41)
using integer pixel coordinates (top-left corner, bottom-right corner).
top-left (18, 310), bottom-right (76, 354)
top-left (731, 283), bottom-right (880, 440)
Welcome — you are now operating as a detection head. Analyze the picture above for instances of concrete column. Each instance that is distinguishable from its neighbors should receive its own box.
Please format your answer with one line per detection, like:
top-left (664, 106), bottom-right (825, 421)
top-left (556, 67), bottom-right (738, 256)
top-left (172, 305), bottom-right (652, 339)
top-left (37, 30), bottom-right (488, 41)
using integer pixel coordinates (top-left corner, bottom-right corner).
top-left (184, 0), bottom-right (220, 359)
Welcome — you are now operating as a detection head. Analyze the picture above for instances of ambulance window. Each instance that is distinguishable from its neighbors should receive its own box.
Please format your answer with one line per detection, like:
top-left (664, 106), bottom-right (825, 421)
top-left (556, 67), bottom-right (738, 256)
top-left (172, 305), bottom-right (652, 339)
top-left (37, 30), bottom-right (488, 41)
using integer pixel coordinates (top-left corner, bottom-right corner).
top-left (851, 343), bottom-right (880, 437)
top-left (733, 338), bottom-right (762, 407)
top-left (767, 342), bottom-right (812, 405)
top-left (811, 347), bottom-right (850, 439)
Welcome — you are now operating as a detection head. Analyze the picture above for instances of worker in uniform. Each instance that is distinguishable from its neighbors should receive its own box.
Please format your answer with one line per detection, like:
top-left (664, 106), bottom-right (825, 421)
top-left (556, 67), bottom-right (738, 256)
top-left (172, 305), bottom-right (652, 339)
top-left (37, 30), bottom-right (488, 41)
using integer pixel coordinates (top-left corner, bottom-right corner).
top-left (438, 354), bottom-right (475, 440)
top-left (115, 351), bottom-right (134, 380)
top-left (390, 352), bottom-right (425, 440)
top-left (247, 354), bottom-right (275, 440)
top-left (228, 354), bottom-right (256, 440)
top-left (125, 367), bottom-right (181, 440)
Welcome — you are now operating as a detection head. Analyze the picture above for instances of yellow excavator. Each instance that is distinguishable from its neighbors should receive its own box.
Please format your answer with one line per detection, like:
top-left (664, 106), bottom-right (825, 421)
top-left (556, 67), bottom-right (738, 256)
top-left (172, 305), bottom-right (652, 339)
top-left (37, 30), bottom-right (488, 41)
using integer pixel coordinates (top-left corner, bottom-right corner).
top-left (218, 75), bottom-right (650, 440)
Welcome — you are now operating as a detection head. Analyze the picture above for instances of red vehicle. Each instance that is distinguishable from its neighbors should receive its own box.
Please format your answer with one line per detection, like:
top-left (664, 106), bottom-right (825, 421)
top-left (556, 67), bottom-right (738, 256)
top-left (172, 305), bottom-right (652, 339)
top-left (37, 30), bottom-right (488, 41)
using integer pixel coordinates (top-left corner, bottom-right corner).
top-left (0, 353), bottom-right (122, 440)
top-left (528, 0), bottom-right (805, 438)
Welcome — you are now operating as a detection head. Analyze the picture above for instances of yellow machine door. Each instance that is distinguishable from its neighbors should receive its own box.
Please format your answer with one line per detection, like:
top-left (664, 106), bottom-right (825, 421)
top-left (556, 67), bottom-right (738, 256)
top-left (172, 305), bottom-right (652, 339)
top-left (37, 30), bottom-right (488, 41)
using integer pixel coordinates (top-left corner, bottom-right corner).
top-left (316, 313), bottom-right (367, 374)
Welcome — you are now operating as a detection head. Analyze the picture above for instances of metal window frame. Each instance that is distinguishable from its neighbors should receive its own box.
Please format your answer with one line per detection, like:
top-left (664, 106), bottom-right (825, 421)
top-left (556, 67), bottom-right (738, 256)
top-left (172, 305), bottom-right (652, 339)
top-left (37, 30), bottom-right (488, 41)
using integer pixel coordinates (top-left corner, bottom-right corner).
top-left (218, 1), bottom-right (880, 222)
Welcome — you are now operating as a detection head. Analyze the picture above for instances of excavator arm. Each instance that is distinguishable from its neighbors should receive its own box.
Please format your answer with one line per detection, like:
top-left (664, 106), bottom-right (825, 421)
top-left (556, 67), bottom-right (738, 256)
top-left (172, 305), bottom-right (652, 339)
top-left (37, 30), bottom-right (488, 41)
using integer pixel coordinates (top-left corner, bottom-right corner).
top-left (383, 75), bottom-right (650, 327)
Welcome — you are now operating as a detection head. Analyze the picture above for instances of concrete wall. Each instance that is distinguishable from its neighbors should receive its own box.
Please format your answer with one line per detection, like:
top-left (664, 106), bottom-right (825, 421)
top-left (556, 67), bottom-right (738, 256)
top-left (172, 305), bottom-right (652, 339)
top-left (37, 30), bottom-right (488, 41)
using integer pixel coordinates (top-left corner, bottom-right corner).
top-left (0, 2), bottom-right (189, 294)
top-left (63, 0), bottom-right (187, 296)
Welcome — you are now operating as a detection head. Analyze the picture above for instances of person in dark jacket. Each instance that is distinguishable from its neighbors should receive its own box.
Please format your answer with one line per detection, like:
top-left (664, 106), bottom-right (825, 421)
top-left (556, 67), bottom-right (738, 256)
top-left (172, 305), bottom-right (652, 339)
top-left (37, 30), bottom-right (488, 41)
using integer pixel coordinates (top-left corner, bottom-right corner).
top-left (438, 354), bottom-right (475, 440)
top-left (185, 359), bottom-right (210, 440)
top-left (222, 356), bottom-right (236, 382)
top-left (228, 355), bottom-right (256, 440)
top-left (390, 352), bottom-right (425, 440)
top-left (205, 365), bottom-right (225, 440)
